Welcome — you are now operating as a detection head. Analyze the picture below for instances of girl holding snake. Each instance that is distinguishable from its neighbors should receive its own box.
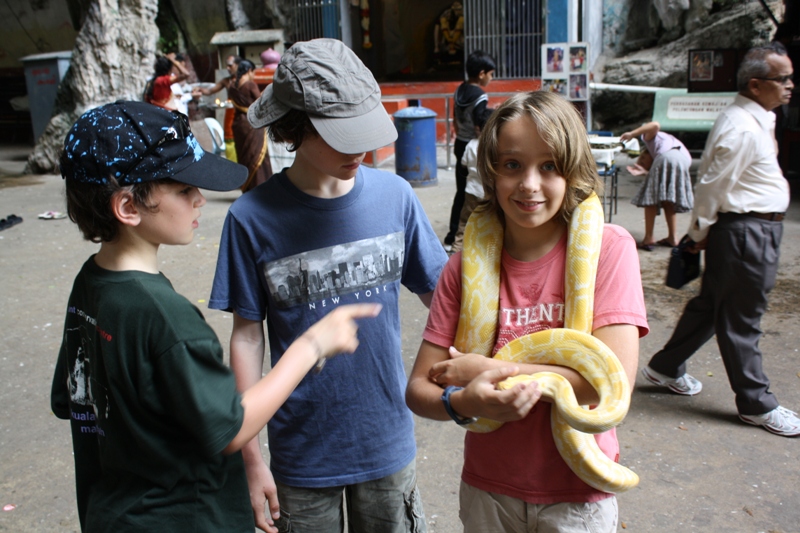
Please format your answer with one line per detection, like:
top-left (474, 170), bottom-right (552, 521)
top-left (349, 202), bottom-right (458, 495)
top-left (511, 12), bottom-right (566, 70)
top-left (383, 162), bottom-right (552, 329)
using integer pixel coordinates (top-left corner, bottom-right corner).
top-left (406, 91), bottom-right (648, 532)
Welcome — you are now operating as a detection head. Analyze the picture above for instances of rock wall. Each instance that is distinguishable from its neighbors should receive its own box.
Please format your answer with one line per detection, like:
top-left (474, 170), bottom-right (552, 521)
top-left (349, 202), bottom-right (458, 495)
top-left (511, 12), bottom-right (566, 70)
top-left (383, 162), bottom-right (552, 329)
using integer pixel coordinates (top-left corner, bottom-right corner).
top-left (0, 0), bottom-right (78, 69)
top-left (26, 0), bottom-right (159, 173)
top-left (594, 0), bottom-right (782, 131)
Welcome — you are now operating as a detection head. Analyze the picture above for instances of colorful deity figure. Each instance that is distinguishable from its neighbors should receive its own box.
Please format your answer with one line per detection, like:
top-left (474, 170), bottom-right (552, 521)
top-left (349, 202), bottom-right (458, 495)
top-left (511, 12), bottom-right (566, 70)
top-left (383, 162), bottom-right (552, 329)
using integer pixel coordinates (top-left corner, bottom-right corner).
top-left (434, 1), bottom-right (464, 65)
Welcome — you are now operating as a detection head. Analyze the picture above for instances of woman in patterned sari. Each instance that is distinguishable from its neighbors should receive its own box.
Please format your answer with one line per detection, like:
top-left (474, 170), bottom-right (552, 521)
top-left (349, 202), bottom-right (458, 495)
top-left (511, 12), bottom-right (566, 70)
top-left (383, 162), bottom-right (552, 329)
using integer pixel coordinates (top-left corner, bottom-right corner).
top-left (229, 60), bottom-right (273, 192)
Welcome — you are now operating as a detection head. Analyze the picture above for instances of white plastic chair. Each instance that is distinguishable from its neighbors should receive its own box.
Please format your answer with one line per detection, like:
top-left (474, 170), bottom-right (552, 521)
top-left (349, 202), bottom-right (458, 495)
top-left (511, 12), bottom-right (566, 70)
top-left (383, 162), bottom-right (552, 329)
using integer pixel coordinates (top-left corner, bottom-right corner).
top-left (269, 138), bottom-right (296, 172)
top-left (203, 117), bottom-right (226, 156)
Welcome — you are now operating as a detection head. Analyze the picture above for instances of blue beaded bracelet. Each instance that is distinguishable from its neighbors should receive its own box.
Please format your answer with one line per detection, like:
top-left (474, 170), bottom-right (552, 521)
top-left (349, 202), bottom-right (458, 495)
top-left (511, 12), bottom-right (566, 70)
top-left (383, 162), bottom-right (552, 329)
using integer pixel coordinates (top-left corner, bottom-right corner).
top-left (441, 385), bottom-right (478, 425)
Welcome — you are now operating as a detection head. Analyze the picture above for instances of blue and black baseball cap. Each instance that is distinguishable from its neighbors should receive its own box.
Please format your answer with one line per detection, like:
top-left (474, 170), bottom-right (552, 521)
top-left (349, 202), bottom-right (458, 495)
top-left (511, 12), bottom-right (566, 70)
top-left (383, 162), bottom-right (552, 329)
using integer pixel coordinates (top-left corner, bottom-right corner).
top-left (60, 101), bottom-right (247, 191)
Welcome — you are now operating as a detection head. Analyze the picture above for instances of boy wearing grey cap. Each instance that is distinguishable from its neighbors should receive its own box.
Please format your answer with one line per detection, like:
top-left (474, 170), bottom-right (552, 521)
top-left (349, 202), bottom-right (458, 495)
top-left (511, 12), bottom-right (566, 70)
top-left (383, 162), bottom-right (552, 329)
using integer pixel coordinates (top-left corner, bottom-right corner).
top-left (210, 39), bottom-right (446, 532)
top-left (51, 101), bottom-right (380, 532)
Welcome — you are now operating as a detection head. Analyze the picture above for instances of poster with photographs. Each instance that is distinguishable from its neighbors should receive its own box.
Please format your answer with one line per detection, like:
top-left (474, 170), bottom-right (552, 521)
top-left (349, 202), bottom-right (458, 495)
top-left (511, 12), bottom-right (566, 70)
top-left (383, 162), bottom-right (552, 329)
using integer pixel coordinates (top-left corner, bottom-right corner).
top-left (690, 50), bottom-right (713, 81)
top-left (541, 42), bottom-right (590, 101)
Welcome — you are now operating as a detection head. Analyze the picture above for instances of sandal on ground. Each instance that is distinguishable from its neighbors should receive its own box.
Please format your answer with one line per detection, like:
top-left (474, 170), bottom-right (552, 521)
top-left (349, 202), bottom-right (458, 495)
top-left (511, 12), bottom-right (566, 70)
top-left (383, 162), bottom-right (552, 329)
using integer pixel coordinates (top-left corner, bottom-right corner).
top-left (637, 242), bottom-right (655, 252)
top-left (656, 238), bottom-right (677, 248)
top-left (1, 214), bottom-right (23, 230)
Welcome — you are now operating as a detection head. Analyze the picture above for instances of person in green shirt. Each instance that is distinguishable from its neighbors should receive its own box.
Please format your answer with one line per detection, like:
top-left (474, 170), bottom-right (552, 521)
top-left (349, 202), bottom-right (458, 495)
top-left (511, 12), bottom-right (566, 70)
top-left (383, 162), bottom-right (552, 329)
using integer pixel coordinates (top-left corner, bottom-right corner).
top-left (51, 101), bottom-right (380, 532)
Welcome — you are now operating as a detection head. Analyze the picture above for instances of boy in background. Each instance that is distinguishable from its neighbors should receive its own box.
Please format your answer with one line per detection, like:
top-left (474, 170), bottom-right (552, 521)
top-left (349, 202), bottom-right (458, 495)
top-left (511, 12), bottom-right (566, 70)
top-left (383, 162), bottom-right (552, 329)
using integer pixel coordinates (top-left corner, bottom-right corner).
top-left (450, 106), bottom-right (494, 254)
top-left (51, 101), bottom-right (379, 532)
top-left (210, 39), bottom-right (447, 533)
top-left (444, 49), bottom-right (496, 250)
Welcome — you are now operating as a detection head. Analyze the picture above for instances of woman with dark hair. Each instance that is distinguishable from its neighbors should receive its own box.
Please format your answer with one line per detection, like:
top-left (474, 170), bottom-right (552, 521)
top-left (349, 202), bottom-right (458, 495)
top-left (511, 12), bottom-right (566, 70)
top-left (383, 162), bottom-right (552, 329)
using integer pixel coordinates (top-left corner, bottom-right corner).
top-left (229, 59), bottom-right (272, 192)
top-left (144, 53), bottom-right (190, 111)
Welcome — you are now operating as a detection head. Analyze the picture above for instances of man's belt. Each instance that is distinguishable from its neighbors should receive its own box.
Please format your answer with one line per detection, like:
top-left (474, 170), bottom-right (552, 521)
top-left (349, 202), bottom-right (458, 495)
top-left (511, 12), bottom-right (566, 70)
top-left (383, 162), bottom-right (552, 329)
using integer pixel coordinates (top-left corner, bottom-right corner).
top-left (744, 211), bottom-right (785, 222)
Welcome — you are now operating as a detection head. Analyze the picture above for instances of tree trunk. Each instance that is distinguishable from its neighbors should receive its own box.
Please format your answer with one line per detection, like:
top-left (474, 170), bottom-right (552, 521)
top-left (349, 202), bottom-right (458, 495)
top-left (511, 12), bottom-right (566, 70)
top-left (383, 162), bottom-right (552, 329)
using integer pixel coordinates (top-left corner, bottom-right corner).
top-left (26, 0), bottom-right (160, 174)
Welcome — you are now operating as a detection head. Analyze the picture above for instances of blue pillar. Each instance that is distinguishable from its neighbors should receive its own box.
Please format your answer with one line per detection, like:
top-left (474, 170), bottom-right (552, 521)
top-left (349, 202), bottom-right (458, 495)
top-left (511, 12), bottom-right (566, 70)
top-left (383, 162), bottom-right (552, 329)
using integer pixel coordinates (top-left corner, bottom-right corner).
top-left (322, 0), bottom-right (340, 39)
top-left (547, 0), bottom-right (569, 43)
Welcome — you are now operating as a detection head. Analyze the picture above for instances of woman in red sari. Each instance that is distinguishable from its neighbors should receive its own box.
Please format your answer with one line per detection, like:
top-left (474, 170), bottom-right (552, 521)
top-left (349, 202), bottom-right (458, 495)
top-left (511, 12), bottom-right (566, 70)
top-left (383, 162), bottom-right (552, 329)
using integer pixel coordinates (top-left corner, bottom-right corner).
top-left (144, 54), bottom-right (190, 112)
top-left (229, 60), bottom-right (272, 192)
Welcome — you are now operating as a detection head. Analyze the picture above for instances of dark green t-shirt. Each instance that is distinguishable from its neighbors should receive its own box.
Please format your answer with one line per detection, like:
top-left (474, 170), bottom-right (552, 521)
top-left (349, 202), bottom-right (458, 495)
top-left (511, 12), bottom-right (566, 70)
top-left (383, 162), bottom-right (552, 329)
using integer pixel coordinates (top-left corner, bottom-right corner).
top-left (51, 257), bottom-right (253, 532)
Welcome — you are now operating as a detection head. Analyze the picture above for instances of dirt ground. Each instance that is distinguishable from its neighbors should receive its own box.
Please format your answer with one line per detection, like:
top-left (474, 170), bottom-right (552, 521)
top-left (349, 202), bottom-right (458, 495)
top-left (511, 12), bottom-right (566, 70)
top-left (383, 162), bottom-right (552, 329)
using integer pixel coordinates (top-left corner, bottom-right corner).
top-left (1, 145), bottom-right (799, 533)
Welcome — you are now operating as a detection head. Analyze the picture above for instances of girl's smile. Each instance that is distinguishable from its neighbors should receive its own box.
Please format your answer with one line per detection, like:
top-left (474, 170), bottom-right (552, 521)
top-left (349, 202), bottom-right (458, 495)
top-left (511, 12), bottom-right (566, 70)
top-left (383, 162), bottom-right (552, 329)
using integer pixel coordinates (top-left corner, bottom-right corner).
top-left (513, 199), bottom-right (545, 212)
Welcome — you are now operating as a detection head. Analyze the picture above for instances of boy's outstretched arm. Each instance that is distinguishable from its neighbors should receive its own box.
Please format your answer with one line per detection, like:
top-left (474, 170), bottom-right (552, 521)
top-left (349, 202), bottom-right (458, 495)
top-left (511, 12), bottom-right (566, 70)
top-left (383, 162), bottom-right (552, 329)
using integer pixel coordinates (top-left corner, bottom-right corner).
top-left (225, 305), bottom-right (382, 530)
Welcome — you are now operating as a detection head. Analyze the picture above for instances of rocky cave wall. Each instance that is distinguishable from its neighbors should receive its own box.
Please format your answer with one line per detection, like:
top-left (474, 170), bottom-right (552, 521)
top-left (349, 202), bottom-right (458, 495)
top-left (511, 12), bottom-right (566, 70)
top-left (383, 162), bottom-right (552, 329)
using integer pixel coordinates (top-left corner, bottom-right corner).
top-left (594, 0), bottom-right (783, 132)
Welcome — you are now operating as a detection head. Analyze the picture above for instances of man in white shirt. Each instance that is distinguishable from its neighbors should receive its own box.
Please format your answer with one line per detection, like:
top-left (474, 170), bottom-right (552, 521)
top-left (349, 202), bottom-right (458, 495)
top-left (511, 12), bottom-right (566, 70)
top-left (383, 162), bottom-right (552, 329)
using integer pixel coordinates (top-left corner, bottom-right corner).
top-left (642, 43), bottom-right (799, 437)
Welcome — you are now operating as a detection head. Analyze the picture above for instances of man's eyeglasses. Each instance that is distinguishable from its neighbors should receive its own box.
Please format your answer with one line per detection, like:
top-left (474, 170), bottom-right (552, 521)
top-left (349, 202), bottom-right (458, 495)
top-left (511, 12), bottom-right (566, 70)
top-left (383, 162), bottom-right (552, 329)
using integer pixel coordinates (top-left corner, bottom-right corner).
top-left (118, 113), bottom-right (190, 181)
top-left (754, 74), bottom-right (794, 86)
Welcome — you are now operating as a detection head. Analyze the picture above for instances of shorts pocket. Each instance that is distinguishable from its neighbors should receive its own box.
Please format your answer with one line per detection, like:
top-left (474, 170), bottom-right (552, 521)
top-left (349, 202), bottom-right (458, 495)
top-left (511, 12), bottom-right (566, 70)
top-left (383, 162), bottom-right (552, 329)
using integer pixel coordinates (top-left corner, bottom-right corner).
top-left (274, 508), bottom-right (292, 533)
top-left (404, 484), bottom-right (427, 533)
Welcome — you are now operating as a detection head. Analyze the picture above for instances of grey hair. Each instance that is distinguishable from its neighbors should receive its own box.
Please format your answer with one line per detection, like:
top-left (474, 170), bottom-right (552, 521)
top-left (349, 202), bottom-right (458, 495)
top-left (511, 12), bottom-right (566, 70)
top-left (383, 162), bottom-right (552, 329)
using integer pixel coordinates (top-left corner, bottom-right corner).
top-left (736, 42), bottom-right (788, 93)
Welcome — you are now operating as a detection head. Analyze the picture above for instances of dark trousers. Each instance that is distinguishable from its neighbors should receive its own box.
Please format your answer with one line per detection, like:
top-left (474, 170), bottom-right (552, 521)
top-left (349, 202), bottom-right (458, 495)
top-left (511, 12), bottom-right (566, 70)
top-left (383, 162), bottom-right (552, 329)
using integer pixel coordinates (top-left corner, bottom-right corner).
top-left (647, 213), bottom-right (782, 415)
top-left (446, 139), bottom-right (469, 241)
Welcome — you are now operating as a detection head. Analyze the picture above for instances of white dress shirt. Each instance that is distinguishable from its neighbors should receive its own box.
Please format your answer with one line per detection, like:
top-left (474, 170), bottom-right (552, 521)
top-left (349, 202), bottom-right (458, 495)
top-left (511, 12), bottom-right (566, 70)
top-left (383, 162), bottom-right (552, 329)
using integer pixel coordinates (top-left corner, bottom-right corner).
top-left (689, 94), bottom-right (789, 241)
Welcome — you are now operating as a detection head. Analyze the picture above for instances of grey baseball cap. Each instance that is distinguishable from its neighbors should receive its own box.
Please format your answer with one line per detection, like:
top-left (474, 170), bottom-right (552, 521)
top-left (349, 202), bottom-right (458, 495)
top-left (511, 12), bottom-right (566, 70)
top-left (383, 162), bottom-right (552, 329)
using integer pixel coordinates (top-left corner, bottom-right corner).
top-left (248, 38), bottom-right (397, 154)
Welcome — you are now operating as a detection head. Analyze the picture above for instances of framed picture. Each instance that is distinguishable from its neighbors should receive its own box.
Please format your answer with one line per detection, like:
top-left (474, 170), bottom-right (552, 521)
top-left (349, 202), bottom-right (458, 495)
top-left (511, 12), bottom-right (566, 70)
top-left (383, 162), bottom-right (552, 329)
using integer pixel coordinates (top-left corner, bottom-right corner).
top-left (569, 45), bottom-right (587, 72)
top-left (542, 79), bottom-right (568, 96)
top-left (569, 74), bottom-right (588, 101)
top-left (687, 49), bottom-right (740, 92)
top-left (545, 46), bottom-right (565, 75)
top-left (689, 50), bottom-right (713, 81)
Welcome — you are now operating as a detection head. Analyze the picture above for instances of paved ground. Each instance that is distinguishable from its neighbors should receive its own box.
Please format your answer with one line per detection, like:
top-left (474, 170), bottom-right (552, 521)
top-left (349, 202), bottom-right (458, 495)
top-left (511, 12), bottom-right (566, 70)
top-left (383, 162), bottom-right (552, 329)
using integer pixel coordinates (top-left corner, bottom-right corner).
top-left (1, 144), bottom-right (799, 532)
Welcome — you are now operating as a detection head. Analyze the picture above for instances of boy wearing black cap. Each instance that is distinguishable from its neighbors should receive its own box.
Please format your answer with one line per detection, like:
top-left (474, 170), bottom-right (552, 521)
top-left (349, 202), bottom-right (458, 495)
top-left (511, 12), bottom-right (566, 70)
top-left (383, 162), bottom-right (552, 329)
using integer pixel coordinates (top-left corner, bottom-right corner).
top-left (51, 101), bottom-right (381, 532)
top-left (210, 39), bottom-right (446, 532)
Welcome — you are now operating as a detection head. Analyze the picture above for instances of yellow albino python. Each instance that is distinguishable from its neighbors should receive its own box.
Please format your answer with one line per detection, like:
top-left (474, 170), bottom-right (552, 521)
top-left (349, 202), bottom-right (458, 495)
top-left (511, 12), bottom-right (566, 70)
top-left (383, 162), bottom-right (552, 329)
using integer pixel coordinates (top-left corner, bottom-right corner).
top-left (453, 192), bottom-right (639, 493)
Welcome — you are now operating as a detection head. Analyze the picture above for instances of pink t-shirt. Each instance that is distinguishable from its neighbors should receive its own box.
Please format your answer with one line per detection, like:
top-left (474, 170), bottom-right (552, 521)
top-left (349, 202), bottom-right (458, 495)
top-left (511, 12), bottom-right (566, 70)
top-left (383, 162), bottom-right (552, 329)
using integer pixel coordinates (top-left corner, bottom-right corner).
top-left (423, 224), bottom-right (648, 504)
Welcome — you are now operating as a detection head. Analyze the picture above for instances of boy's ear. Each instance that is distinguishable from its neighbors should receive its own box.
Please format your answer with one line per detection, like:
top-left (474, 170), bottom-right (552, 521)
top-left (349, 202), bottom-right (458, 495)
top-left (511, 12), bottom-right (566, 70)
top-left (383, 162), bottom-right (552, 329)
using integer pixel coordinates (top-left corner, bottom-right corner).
top-left (110, 190), bottom-right (142, 227)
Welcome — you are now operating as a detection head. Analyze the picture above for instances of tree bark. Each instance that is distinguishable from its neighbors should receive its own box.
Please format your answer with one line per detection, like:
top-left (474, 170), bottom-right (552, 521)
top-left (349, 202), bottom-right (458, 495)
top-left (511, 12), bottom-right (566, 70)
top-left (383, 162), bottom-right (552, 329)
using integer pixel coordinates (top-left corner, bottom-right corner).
top-left (26, 0), bottom-right (160, 174)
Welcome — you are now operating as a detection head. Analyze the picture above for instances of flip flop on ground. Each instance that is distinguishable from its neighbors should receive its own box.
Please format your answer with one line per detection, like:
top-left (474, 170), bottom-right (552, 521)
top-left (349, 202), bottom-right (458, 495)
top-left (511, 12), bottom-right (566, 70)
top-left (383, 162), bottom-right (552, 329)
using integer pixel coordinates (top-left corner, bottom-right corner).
top-left (38, 211), bottom-right (67, 220)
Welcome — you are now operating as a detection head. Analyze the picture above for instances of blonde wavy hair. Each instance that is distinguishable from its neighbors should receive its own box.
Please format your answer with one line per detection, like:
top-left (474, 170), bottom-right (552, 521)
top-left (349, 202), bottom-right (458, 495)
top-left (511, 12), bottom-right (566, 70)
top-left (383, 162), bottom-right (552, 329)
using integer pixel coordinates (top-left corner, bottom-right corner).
top-left (476, 91), bottom-right (602, 224)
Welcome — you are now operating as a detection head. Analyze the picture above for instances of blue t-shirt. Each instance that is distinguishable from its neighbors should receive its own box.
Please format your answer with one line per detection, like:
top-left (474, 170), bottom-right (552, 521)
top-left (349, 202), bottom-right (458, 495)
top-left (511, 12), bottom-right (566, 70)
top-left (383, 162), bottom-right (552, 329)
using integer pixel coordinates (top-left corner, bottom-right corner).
top-left (210, 166), bottom-right (447, 487)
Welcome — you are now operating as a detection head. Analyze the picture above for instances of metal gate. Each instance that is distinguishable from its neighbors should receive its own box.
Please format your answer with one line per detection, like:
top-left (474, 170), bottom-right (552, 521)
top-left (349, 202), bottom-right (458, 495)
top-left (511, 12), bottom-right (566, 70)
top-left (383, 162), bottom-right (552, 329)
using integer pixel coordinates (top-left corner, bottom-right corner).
top-left (463, 0), bottom-right (543, 78)
top-left (291, 0), bottom-right (344, 43)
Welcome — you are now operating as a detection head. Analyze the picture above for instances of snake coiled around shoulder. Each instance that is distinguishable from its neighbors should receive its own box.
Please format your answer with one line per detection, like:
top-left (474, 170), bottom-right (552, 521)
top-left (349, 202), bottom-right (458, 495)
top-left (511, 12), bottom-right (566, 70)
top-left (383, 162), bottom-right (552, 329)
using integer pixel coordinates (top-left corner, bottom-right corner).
top-left (453, 192), bottom-right (639, 494)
